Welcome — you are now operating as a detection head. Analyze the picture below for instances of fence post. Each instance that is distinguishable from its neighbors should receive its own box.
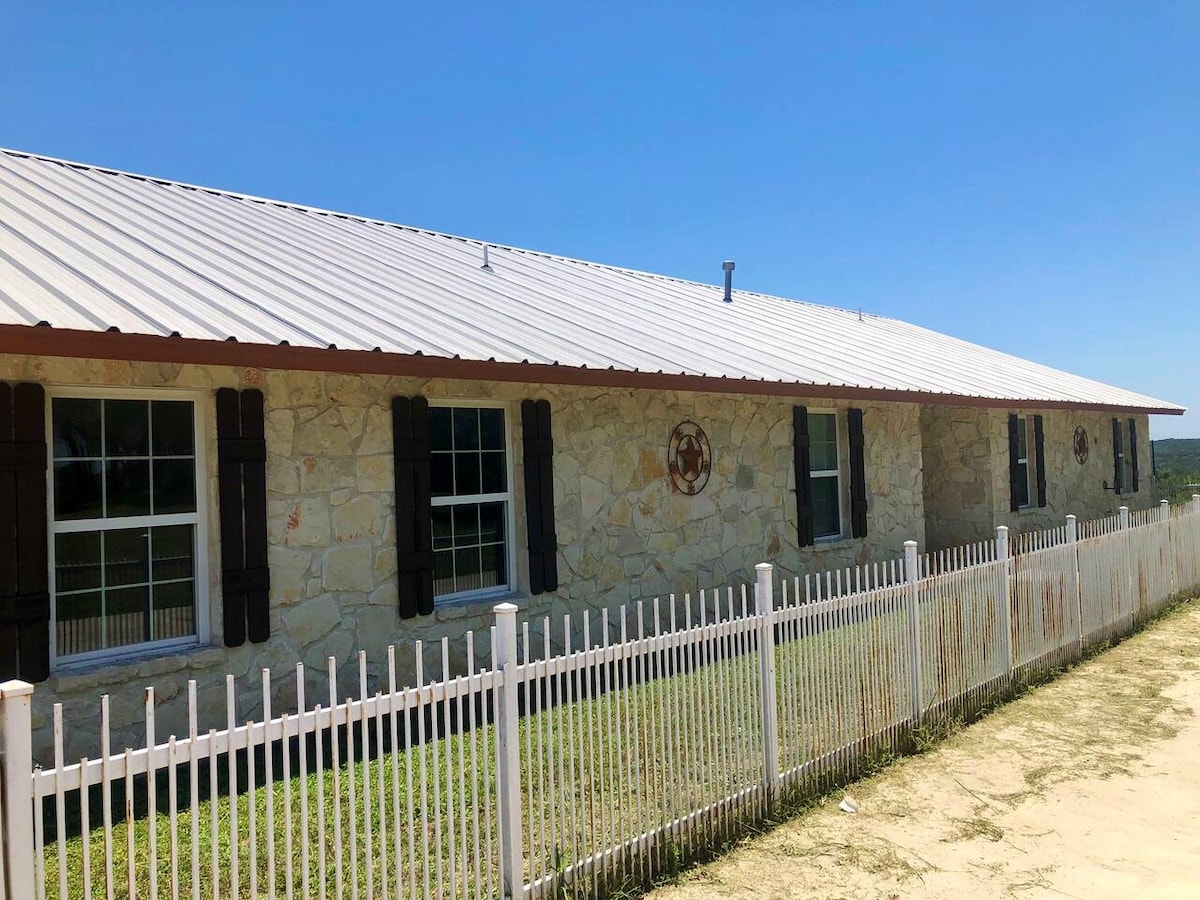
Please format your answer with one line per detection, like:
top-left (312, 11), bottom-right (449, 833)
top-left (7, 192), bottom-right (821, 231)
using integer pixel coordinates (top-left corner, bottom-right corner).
top-left (0, 680), bottom-right (36, 900)
top-left (1066, 514), bottom-right (1083, 653)
top-left (493, 604), bottom-right (523, 900)
top-left (995, 526), bottom-right (1015, 679)
top-left (903, 540), bottom-right (923, 724)
top-left (754, 563), bottom-right (781, 810)
top-left (1193, 494), bottom-right (1200, 516)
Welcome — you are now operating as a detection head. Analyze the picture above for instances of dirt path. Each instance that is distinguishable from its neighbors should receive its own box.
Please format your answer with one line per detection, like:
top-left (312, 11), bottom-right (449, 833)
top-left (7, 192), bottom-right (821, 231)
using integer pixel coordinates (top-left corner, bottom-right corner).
top-left (650, 601), bottom-right (1200, 900)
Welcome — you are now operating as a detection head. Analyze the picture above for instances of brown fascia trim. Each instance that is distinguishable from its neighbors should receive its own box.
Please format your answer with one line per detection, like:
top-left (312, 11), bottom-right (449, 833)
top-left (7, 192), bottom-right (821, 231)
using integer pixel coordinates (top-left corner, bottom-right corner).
top-left (0, 324), bottom-right (1183, 416)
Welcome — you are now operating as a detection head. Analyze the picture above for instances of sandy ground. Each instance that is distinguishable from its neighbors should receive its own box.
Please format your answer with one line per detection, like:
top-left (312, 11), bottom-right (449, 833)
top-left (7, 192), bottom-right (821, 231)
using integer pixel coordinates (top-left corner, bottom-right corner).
top-left (650, 601), bottom-right (1200, 900)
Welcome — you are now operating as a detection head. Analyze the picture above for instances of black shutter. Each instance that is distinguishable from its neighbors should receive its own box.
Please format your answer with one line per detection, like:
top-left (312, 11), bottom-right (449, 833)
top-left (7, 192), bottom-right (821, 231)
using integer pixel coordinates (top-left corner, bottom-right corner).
top-left (1033, 415), bottom-right (1047, 508)
top-left (1007, 413), bottom-right (1022, 513)
top-left (1128, 419), bottom-right (1139, 493)
top-left (793, 406), bottom-right (814, 547)
top-left (216, 388), bottom-right (271, 647)
top-left (847, 408), bottom-right (868, 538)
top-left (521, 399), bottom-right (558, 595)
top-left (393, 396), bottom-right (434, 618)
top-left (0, 383), bottom-right (49, 682)
top-left (1112, 418), bottom-right (1124, 494)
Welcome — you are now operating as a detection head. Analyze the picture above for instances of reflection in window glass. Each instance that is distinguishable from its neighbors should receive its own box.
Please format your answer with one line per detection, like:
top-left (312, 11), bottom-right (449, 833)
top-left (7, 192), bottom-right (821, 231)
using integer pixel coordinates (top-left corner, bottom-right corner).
top-left (430, 405), bottom-right (511, 600)
top-left (809, 413), bottom-right (841, 538)
top-left (55, 525), bottom-right (197, 657)
top-left (51, 396), bottom-right (200, 660)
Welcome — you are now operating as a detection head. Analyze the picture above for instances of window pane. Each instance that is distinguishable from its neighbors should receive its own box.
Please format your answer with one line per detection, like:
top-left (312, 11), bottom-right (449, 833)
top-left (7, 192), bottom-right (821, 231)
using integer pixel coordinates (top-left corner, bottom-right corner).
top-left (104, 400), bottom-right (149, 457)
top-left (151, 401), bottom-right (194, 456)
top-left (431, 454), bottom-right (454, 497)
top-left (434, 550), bottom-right (455, 595)
top-left (479, 502), bottom-right (505, 544)
top-left (809, 414), bottom-right (838, 472)
top-left (106, 459), bottom-right (150, 517)
top-left (429, 407), bottom-right (453, 452)
top-left (54, 460), bottom-right (103, 520)
top-left (152, 581), bottom-right (195, 641)
top-left (454, 547), bottom-right (481, 593)
top-left (454, 453), bottom-right (481, 496)
top-left (452, 408), bottom-right (479, 451)
top-left (106, 586), bottom-right (149, 648)
top-left (52, 398), bottom-right (101, 458)
top-left (432, 507), bottom-right (453, 550)
top-left (105, 528), bottom-right (149, 588)
top-left (1015, 461), bottom-right (1030, 508)
top-left (152, 458), bottom-right (196, 514)
top-left (453, 504), bottom-right (480, 546)
top-left (812, 475), bottom-right (841, 538)
top-left (151, 525), bottom-right (194, 582)
top-left (1017, 419), bottom-right (1028, 459)
top-left (481, 451), bottom-right (506, 494)
top-left (480, 544), bottom-right (506, 590)
top-left (57, 591), bottom-right (103, 656)
top-left (55, 532), bottom-right (102, 592)
top-left (479, 409), bottom-right (504, 450)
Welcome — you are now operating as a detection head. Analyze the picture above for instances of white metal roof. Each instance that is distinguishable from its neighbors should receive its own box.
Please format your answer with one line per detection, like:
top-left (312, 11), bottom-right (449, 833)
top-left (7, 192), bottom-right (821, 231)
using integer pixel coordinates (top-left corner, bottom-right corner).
top-left (0, 148), bottom-right (1182, 414)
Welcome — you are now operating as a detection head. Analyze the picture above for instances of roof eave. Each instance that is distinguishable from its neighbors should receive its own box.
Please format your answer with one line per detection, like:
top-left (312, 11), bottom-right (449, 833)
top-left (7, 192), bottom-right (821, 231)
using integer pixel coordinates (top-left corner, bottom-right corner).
top-left (0, 324), bottom-right (1184, 416)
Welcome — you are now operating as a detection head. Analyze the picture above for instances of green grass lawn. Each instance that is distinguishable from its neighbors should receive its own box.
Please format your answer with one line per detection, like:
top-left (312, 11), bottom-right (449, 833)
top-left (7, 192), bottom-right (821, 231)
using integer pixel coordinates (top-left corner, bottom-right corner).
top-left (38, 598), bottom-right (1026, 900)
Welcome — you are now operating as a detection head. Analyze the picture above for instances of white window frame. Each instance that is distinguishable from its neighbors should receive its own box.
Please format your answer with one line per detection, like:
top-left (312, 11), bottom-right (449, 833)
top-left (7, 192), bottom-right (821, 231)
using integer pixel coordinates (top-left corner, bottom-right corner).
top-left (428, 399), bottom-right (517, 605)
top-left (45, 386), bottom-right (210, 669)
top-left (1016, 416), bottom-right (1032, 510)
top-left (809, 409), bottom-right (844, 542)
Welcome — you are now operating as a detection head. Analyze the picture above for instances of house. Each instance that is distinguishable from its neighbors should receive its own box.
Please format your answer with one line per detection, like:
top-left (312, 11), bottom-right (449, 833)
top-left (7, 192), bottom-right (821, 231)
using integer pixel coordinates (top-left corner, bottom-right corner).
top-left (0, 148), bottom-right (1182, 760)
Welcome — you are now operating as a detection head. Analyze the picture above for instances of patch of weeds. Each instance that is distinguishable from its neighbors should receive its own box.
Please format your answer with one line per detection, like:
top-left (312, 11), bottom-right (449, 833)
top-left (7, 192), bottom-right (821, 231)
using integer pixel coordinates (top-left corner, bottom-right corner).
top-left (945, 814), bottom-right (1004, 843)
top-left (912, 713), bottom-right (963, 753)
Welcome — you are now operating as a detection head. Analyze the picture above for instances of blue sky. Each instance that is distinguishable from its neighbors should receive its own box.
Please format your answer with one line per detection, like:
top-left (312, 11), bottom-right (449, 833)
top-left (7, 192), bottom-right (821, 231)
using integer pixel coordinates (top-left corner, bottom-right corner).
top-left (3, 3), bottom-right (1197, 437)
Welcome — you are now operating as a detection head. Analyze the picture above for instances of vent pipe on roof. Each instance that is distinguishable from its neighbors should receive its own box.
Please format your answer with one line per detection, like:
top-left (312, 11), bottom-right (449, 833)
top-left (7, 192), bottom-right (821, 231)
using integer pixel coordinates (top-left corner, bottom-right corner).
top-left (481, 245), bottom-right (492, 271)
top-left (722, 260), bottom-right (735, 303)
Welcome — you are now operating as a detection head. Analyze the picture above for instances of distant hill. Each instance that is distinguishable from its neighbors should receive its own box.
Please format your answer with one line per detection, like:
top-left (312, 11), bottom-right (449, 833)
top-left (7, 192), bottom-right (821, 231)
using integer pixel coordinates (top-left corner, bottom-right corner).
top-left (1153, 438), bottom-right (1200, 475)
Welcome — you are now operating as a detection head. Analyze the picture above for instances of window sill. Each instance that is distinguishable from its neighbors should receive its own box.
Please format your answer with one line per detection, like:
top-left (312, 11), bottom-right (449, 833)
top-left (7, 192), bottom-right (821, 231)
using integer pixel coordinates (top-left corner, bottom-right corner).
top-left (434, 588), bottom-right (523, 621)
top-left (48, 642), bottom-right (225, 694)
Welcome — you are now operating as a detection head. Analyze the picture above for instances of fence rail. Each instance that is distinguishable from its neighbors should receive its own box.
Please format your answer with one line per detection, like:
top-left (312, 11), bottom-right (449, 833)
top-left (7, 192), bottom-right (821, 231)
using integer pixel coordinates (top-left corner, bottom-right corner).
top-left (2, 495), bottom-right (1199, 899)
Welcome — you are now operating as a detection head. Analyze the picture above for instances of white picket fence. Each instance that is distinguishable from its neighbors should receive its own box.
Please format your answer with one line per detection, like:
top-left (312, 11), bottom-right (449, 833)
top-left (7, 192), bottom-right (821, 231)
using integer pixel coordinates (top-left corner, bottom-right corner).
top-left (1, 497), bottom-right (1199, 900)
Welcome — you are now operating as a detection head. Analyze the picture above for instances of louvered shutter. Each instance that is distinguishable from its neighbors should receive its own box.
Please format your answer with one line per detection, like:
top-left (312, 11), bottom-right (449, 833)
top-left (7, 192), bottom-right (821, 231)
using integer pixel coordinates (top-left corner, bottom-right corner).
top-left (0, 383), bottom-right (49, 682)
top-left (1127, 419), bottom-right (1139, 493)
top-left (1111, 418), bottom-right (1124, 494)
top-left (216, 388), bottom-right (271, 646)
top-left (1007, 414), bottom-right (1022, 513)
top-left (1033, 415), bottom-right (1047, 508)
top-left (521, 399), bottom-right (558, 595)
top-left (393, 396), bottom-right (434, 618)
top-left (793, 406), bottom-right (814, 547)
top-left (847, 408), bottom-right (868, 538)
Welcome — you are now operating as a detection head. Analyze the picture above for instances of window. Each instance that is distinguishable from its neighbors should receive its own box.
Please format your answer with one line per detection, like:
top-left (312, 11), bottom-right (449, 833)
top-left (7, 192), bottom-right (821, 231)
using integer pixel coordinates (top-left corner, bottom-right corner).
top-left (49, 393), bottom-right (206, 663)
top-left (429, 404), bottom-right (514, 601)
top-left (1014, 417), bottom-right (1031, 509)
top-left (809, 412), bottom-right (842, 539)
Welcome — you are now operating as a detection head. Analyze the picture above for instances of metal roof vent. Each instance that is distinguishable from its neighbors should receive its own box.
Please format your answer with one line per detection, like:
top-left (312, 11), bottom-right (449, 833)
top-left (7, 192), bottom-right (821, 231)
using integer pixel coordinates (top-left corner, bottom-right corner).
top-left (722, 260), bottom-right (735, 303)
top-left (481, 244), bottom-right (493, 271)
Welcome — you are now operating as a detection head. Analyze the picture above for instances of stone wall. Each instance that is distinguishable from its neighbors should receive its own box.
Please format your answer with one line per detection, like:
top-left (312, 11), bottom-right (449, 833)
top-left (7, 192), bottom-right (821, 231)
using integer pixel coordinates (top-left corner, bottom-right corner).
top-left (990, 409), bottom-right (1157, 536)
top-left (921, 404), bottom-right (1157, 549)
top-left (2, 353), bottom-right (925, 762)
top-left (920, 406), bottom-right (996, 549)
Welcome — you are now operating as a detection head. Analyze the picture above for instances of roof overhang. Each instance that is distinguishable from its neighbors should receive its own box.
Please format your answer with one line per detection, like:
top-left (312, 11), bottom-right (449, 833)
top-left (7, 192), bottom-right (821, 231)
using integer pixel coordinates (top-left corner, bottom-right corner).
top-left (1, 324), bottom-right (1184, 416)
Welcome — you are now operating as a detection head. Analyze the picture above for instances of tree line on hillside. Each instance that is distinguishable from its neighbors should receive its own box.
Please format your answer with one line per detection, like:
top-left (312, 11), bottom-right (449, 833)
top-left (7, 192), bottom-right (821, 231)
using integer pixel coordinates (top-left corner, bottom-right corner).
top-left (1153, 438), bottom-right (1200, 505)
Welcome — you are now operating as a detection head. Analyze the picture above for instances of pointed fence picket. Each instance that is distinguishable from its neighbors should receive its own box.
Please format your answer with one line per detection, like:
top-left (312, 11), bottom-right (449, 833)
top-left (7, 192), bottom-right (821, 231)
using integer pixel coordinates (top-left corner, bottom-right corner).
top-left (1, 499), bottom-right (1198, 900)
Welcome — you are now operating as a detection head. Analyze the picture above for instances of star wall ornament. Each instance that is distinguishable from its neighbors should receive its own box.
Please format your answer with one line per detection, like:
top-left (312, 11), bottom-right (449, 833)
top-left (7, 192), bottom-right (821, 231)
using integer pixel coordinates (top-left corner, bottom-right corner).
top-left (1073, 426), bottom-right (1089, 465)
top-left (667, 420), bottom-right (712, 495)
